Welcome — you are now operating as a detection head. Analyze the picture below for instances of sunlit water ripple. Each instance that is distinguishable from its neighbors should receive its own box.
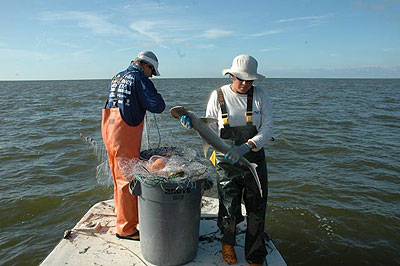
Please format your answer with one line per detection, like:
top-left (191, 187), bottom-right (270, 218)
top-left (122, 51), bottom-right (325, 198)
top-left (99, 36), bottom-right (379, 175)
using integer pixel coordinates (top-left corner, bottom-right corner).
top-left (0, 78), bottom-right (399, 265)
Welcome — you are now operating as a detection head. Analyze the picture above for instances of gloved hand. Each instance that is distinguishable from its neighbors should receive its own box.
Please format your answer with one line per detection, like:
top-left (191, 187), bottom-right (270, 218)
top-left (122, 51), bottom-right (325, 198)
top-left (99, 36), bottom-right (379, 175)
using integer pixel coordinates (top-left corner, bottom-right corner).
top-left (180, 115), bottom-right (192, 129)
top-left (225, 143), bottom-right (250, 163)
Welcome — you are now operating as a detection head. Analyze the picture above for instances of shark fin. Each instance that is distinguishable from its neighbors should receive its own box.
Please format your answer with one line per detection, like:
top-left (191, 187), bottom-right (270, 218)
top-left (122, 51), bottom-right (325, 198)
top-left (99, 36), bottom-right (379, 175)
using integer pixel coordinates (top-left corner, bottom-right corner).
top-left (201, 137), bottom-right (212, 158)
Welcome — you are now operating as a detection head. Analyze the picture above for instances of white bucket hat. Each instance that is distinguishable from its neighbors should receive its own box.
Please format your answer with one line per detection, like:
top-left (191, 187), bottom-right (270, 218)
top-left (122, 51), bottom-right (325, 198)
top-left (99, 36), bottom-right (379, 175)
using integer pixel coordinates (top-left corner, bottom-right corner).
top-left (135, 51), bottom-right (160, 76)
top-left (222, 54), bottom-right (265, 80)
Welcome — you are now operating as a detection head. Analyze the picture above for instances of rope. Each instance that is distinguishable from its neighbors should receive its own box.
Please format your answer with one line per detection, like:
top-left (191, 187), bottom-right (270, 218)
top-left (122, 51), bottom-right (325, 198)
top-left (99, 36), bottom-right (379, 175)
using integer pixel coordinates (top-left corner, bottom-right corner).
top-left (144, 113), bottom-right (162, 151)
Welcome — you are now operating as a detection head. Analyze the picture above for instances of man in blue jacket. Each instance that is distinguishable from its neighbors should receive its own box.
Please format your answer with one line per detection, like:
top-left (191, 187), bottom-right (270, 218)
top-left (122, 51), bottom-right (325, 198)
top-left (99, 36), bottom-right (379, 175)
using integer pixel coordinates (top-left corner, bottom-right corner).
top-left (101, 51), bottom-right (165, 240)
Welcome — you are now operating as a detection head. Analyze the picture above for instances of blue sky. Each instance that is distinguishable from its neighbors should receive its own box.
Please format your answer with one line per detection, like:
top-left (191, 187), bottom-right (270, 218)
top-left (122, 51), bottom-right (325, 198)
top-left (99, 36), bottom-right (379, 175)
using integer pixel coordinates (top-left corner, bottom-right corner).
top-left (1, 0), bottom-right (399, 80)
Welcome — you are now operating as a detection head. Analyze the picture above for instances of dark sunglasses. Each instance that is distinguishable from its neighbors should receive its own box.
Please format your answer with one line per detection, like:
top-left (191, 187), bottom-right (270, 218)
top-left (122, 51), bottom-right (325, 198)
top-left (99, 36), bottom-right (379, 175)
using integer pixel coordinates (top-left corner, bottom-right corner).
top-left (148, 64), bottom-right (156, 75)
top-left (234, 76), bottom-right (254, 83)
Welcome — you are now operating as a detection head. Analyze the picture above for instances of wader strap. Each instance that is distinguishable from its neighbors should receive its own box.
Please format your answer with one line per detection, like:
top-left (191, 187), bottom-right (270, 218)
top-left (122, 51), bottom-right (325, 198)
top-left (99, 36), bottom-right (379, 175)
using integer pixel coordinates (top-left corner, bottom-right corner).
top-left (216, 86), bottom-right (254, 127)
top-left (217, 87), bottom-right (230, 127)
top-left (246, 86), bottom-right (254, 125)
top-left (105, 71), bottom-right (138, 108)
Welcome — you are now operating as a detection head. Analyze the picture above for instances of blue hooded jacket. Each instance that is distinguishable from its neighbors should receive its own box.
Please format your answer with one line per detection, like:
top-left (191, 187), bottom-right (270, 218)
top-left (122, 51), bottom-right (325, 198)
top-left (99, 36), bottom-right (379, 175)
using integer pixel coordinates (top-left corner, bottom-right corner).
top-left (106, 64), bottom-right (165, 126)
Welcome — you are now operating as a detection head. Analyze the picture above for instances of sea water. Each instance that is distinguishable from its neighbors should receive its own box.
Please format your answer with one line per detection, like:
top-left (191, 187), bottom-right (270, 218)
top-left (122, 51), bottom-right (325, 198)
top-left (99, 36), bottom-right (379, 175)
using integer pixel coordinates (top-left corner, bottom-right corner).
top-left (0, 78), bottom-right (399, 265)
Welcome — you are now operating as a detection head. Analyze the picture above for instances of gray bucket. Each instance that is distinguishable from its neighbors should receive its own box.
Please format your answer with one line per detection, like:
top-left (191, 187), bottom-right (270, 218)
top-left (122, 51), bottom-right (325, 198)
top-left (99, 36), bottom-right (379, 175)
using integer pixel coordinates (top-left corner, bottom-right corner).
top-left (130, 179), bottom-right (210, 265)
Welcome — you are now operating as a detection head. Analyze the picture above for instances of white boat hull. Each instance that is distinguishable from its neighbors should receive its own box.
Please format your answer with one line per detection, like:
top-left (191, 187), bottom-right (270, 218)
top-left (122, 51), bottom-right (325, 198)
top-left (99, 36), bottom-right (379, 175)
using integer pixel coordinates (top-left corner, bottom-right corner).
top-left (40, 196), bottom-right (286, 266)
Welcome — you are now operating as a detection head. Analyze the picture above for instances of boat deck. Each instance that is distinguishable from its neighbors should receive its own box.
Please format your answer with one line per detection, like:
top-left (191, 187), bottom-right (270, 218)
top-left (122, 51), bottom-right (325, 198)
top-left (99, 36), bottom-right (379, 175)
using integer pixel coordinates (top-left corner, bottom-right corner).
top-left (40, 196), bottom-right (286, 266)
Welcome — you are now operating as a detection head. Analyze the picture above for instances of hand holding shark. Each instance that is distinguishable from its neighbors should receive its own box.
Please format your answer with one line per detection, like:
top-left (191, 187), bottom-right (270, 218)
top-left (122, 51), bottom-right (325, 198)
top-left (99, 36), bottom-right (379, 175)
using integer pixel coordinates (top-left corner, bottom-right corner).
top-left (170, 106), bottom-right (263, 197)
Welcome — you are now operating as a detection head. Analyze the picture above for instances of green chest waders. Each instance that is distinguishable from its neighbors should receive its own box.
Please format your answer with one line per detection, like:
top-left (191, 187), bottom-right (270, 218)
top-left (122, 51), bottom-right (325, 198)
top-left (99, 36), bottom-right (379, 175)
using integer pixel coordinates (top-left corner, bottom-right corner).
top-left (214, 87), bottom-right (269, 264)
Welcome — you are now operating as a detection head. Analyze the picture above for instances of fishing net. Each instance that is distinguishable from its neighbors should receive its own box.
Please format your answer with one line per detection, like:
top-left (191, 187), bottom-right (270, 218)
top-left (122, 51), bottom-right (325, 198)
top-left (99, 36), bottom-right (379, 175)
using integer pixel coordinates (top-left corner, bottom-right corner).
top-left (82, 112), bottom-right (216, 190)
top-left (118, 146), bottom-right (215, 188)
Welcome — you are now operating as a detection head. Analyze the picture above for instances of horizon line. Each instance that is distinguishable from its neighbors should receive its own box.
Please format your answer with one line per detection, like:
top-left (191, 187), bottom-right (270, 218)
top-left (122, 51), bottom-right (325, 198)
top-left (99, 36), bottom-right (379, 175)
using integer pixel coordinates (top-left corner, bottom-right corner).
top-left (1, 76), bottom-right (400, 82)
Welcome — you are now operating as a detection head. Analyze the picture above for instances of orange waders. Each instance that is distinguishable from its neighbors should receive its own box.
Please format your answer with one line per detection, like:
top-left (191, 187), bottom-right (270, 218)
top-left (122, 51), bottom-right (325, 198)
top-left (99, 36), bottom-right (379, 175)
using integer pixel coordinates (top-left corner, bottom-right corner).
top-left (101, 108), bottom-right (144, 236)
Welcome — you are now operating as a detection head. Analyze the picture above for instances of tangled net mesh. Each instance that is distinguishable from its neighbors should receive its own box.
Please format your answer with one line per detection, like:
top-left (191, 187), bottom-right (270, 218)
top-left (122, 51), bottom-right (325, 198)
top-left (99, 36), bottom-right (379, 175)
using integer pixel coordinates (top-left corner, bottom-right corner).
top-left (118, 146), bottom-right (215, 188)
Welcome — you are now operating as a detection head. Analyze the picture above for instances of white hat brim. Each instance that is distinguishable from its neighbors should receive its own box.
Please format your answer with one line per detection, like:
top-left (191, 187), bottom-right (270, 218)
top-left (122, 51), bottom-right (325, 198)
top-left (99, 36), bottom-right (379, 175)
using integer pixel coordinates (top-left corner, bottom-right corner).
top-left (136, 55), bottom-right (160, 76)
top-left (222, 68), bottom-right (265, 80)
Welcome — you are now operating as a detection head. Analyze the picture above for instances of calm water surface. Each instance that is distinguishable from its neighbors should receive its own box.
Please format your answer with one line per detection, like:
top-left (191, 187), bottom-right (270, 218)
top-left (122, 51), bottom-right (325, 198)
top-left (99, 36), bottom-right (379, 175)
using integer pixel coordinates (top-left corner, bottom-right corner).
top-left (0, 78), bottom-right (399, 265)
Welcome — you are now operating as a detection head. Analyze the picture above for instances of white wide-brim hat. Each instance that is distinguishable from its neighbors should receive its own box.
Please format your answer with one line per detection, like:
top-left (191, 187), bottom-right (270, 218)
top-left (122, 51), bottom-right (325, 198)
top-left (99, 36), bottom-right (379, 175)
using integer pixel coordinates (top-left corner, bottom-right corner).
top-left (135, 50), bottom-right (160, 76)
top-left (222, 54), bottom-right (265, 80)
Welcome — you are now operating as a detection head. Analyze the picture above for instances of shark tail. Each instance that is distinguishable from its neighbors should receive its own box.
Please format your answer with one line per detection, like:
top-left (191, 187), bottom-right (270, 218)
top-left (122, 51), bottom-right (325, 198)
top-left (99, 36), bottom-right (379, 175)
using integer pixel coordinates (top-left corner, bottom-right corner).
top-left (247, 162), bottom-right (263, 198)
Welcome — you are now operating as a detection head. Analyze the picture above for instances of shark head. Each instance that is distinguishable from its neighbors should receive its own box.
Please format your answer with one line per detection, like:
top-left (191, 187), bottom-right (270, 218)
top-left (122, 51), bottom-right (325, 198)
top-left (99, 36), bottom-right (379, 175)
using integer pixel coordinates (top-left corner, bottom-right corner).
top-left (170, 106), bottom-right (188, 119)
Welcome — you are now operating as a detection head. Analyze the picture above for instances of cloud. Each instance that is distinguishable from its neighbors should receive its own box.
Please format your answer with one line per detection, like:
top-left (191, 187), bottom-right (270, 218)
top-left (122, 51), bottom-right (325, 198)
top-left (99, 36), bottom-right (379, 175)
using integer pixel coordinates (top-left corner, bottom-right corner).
top-left (274, 15), bottom-right (330, 23)
top-left (39, 11), bottom-right (132, 36)
top-left (40, 11), bottom-right (175, 48)
top-left (129, 20), bottom-right (229, 47)
top-left (46, 38), bottom-right (80, 49)
top-left (117, 1), bottom-right (183, 14)
top-left (250, 30), bottom-right (283, 37)
top-left (39, 10), bottom-right (202, 49)
top-left (201, 29), bottom-right (234, 39)
top-left (195, 44), bottom-right (215, 49)
top-left (70, 49), bottom-right (93, 57)
top-left (263, 15), bottom-right (331, 35)
top-left (306, 21), bottom-right (328, 28)
top-left (35, 32), bottom-right (47, 48)
top-left (0, 47), bottom-right (50, 60)
top-left (130, 20), bottom-right (168, 48)
top-left (37, 9), bottom-right (233, 50)
top-left (249, 15), bottom-right (330, 39)
top-left (129, 19), bottom-right (200, 48)
top-left (116, 47), bottom-right (137, 53)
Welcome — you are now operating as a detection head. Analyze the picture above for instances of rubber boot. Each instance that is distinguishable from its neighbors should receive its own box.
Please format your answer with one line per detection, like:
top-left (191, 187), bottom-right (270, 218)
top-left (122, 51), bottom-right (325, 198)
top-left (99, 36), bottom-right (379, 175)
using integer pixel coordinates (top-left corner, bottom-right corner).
top-left (222, 243), bottom-right (237, 265)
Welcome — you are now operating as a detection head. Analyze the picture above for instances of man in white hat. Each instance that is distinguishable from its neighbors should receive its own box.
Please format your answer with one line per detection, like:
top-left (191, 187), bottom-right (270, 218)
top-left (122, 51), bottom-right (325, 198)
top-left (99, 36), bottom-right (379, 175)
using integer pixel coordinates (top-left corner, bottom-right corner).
top-left (181, 54), bottom-right (273, 265)
top-left (101, 51), bottom-right (165, 241)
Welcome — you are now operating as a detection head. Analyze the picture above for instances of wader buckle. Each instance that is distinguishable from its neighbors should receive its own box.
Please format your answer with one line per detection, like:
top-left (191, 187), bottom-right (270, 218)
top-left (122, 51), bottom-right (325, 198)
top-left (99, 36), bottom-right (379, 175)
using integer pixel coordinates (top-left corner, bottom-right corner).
top-left (245, 111), bottom-right (253, 123)
top-left (222, 113), bottom-right (229, 125)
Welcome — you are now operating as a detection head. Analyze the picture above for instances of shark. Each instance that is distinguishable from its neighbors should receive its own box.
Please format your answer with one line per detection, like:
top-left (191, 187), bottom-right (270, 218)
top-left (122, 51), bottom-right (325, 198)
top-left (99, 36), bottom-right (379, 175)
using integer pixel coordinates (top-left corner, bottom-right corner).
top-left (170, 106), bottom-right (263, 197)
